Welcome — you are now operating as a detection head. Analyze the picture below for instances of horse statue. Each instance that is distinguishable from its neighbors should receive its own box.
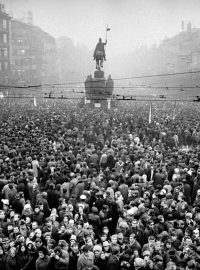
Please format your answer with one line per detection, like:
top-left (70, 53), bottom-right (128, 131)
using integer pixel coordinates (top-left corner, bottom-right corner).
top-left (93, 38), bottom-right (107, 70)
top-left (94, 51), bottom-right (104, 70)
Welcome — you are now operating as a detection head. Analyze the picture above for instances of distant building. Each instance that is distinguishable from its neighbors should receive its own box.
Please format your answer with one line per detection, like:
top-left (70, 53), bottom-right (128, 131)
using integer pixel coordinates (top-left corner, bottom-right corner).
top-left (157, 22), bottom-right (200, 73)
top-left (11, 18), bottom-right (58, 85)
top-left (0, 3), bottom-right (11, 84)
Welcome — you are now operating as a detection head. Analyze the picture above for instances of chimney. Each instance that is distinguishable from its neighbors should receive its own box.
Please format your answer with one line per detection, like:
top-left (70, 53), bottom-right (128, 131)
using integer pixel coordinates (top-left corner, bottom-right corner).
top-left (187, 21), bottom-right (191, 33)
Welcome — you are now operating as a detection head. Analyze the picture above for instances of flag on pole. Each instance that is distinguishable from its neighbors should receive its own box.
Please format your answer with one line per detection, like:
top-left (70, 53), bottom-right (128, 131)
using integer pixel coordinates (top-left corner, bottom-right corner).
top-left (148, 100), bottom-right (152, 124)
top-left (33, 96), bottom-right (37, 107)
top-left (107, 27), bottom-right (111, 31)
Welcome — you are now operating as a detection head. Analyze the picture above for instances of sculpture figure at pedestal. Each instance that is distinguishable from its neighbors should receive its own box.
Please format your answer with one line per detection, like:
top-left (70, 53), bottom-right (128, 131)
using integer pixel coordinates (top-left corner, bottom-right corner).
top-left (93, 38), bottom-right (107, 70)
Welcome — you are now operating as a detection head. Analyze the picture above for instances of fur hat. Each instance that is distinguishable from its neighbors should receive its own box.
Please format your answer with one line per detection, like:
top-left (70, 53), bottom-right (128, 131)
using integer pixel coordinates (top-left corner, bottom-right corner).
top-left (134, 258), bottom-right (146, 267)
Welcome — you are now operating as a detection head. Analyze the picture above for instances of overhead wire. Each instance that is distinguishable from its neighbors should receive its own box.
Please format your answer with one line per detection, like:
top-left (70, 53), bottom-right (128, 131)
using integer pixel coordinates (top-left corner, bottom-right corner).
top-left (4, 94), bottom-right (200, 102)
top-left (1, 69), bottom-right (200, 89)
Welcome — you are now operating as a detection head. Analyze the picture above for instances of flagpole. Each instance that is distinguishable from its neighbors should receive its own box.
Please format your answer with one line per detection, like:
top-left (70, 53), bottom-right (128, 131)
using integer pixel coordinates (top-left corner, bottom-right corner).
top-left (106, 25), bottom-right (108, 41)
top-left (105, 25), bottom-right (108, 55)
top-left (148, 100), bottom-right (152, 124)
top-left (105, 26), bottom-right (110, 60)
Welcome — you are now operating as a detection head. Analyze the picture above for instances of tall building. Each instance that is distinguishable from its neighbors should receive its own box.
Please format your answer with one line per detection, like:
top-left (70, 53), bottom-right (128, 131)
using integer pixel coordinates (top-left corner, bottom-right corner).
top-left (130, 22), bottom-right (200, 87)
top-left (11, 17), bottom-right (58, 85)
top-left (153, 22), bottom-right (200, 75)
top-left (0, 3), bottom-right (11, 84)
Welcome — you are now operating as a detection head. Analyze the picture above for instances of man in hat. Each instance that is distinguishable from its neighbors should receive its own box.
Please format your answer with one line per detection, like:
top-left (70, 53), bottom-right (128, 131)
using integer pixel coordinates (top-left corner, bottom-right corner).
top-left (77, 244), bottom-right (94, 270)
top-left (78, 194), bottom-right (89, 215)
top-left (74, 177), bottom-right (85, 200)
top-left (36, 246), bottom-right (50, 270)
top-left (106, 245), bottom-right (121, 270)
top-left (11, 193), bottom-right (23, 214)
top-left (49, 246), bottom-right (69, 270)
top-left (69, 242), bottom-right (80, 270)
top-left (32, 205), bottom-right (44, 225)
top-left (143, 250), bottom-right (151, 263)
top-left (93, 244), bottom-right (102, 269)
top-left (88, 207), bottom-right (101, 236)
top-left (134, 257), bottom-right (146, 270)
top-left (155, 215), bottom-right (165, 234)
top-left (2, 237), bottom-right (10, 252)
top-left (125, 219), bottom-right (144, 246)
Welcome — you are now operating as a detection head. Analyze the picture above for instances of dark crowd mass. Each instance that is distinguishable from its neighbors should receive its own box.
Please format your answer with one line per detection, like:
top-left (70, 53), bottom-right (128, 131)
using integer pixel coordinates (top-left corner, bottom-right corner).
top-left (1, 98), bottom-right (200, 270)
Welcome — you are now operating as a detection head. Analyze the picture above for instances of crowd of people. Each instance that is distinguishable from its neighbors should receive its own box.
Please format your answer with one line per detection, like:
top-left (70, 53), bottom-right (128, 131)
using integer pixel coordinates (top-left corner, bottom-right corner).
top-left (0, 98), bottom-right (200, 270)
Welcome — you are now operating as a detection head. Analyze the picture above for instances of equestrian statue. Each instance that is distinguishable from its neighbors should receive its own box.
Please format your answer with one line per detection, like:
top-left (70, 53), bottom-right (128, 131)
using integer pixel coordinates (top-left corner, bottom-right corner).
top-left (93, 38), bottom-right (107, 70)
top-left (93, 27), bottom-right (110, 70)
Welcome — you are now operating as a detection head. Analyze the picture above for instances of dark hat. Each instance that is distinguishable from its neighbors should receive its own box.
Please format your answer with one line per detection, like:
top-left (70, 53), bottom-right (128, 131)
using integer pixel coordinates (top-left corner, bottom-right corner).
top-left (158, 231), bottom-right (169, 240)
top-left (44, 232), bottom-right (51, 238)
top-left (116, 228), bottom-right (122, 234)
top-left (91, 207), bottom-right (98, 214)
top-left (2, 237), bottom-right (9, 244)
top-left (38, 246), bottom-right (48, 255)
top-left (49, 239), bottom-right (57, 247)
top-left (154, 254), bottom-right (163, 261)
top-left (82, 244), bottom-right (90, 252)
top-left (54, 246), bottom-right (62, 254)
top-left (168, 249), bottom-right (176, 256)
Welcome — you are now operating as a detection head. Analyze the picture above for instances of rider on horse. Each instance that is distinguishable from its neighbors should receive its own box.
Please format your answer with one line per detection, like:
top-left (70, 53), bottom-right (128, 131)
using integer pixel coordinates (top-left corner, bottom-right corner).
top-left (93, 38), bottom-right (107, 62)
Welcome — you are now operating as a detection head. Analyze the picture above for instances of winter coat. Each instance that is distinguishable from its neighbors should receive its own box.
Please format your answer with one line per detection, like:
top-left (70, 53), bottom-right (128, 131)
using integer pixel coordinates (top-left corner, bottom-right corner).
top-left (69, 251), bottom-right (79, 270)
top-left (36, 256), bottom-right (50, 270)
top-left (48, 251), bottom-right (69, 270)
top-left (16, 251), bottom-right (29, 269)
top-left (47, 189), bottom-right (59, 209)
top-left (4, 254), bottom-right (20, 270)
top-left (106, 254), bottom-right (120, 270)
top-left (77, 252), bottom-right (94, 270)
top-left (0, 254), bottom-right (6, 270)
top-left (22, 252), bottom-right (38, 270)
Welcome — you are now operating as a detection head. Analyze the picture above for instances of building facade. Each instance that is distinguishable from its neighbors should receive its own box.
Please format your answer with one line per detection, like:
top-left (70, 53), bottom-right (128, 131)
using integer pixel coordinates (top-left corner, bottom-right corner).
top-left (0, 3), bottom-right (11, 84)
top-left (11, 19), bottom-right (58, 85)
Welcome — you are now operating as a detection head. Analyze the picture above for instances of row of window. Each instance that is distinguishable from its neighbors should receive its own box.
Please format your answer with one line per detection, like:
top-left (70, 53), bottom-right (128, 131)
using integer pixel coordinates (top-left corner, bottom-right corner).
top-left (0, 19), bottom-right (7, 29)
top-left (0, 33), bottom-right (7, 43)
top-left (0, 47), bottom-right (8, 57)
top-left (0, 61), bottom-right (9, 71)
top-left (13, 39), bottom-right (25, 45)
top-left (12, 59), bottom-right (29, 66)
top-left (16, 49), bottom-right (25, 56)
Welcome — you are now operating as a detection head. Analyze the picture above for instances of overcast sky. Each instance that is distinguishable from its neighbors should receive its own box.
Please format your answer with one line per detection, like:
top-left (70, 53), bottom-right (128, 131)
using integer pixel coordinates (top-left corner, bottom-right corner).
top-left (4, 0), bottom-right (200, 58)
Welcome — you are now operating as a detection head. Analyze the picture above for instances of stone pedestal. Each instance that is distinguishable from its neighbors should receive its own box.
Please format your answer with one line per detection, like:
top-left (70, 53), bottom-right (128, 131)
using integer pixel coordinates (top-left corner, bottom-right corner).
top-left (84, 70), bottom-right (114, 108)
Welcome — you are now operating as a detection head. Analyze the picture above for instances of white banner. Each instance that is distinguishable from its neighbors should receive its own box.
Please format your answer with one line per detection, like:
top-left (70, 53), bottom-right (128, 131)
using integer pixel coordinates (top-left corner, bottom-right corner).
top-left (95, 103), bottom-right (101, 108)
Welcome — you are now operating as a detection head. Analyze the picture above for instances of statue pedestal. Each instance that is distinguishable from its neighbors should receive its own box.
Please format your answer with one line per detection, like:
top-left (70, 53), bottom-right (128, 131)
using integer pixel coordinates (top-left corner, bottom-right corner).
top-left (94, 70), bottom-right (104, 79)
top-left (84, 70), bottom-right (114, 109)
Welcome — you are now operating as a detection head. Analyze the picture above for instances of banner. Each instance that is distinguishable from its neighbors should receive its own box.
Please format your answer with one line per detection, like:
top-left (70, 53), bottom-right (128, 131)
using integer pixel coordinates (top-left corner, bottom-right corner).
top-left (148, 100), bottom-right (152, 124)
top-left (107, 98), bottom-right (111, 109)
top-left (33, 96), bottom-right (37, 107)
top-left (95, 103), bottom-right (101, 108)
